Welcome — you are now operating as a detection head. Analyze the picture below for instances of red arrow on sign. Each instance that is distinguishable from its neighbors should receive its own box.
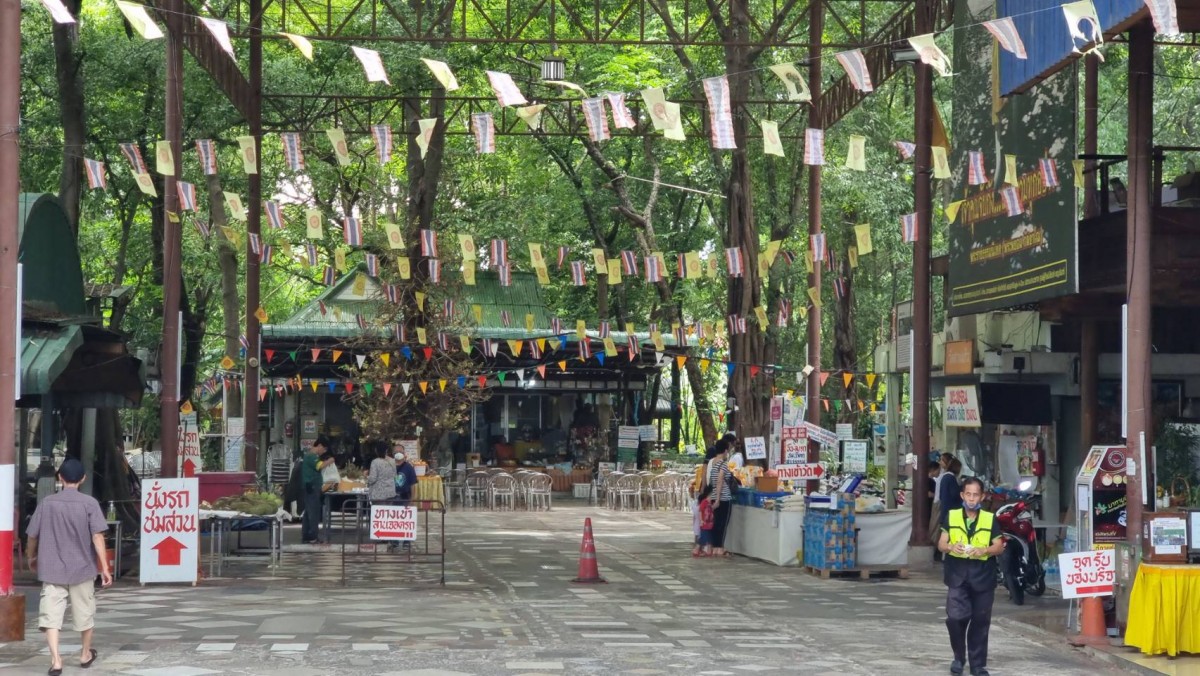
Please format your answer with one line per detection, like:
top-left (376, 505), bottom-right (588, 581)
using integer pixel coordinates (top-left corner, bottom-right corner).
top-left (152, 536), bottom-right (187, 566)
top-left (373, 530), bottom-right (412, 540)
top-left (774, 463), bottom-right (824, 481)
top-left (182, 458), bottom-right (197, 477)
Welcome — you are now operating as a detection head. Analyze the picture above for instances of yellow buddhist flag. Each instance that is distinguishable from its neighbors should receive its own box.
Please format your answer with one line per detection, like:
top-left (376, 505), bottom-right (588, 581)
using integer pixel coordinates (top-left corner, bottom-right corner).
top-left (932, 146), bottom-right (951, 179)
top-left (716, 320), bottom-right (726, 336)
top-left (281, 32), bottom-right (313, 60)
top-left (603, 337), bottom-right (617, 356)
top-left (1005, 154), bottom-right (1018, 186)
top-left (798, 306), bottom-right (808, 319)
top-left (946, 200), bottom-right (965, 223)
top-left (416, 327), bottom-right (427, 344)
top-left (462, 260), bottom-right (476, 286)
top-left (754, 306), bottom-right (769, 329)
top-left (625, 322), bottom-right (636, 335)
top-left (223, 192), bottom-right (246, 221)
top-left (381, 352), bottom-right (391, 367)
top-left (352, 273), bottom-right (366, 296)
top-left (306, 209), bottom-right (323, 238)
top-left (415, 291), bottom-right (426, 312)
top-left (135, 173), bottom-right (157, 197)
top-left (854, 224), bottom-right (873, 255)
top-left (397, 257), bottom-right (411, 279)
top-left (576, 320), bottom-right (587, 340)
top-left (460, 335), bottom-right (471, 353)
top-left (420, 58), bottom-right (460, 91)
top-left (757, 253), bottom-right (770, 278)
top-left (326, 128), bottom-right (351, 167)
top-left (607, 259), bottom-right (623, 284)
top-left (236, 136), bottom-right (257, 174)
top-left (652, 331), bottom-right (665, 352)
top-left (333, 248), bottom-right (347, 272)
top-left (458, 234), bottom-right (476, 260)
top-left (220, 225), bottom-right (239, 248)
top-left (762, 120), bottom-right (785, 157)
top-left (535, 265), bottom-right (550, 285)
top-left (220, 355), bottom-right (235, 370)
top-left (155, 140), bottom-right (174, 175)
top-left (685, 251), bottom-right (702, 278)
top-left (764, 240), bottom-right (782, 266)
top-left (846, 135), bottom-right (867, 171)
top-left (848, 246), bottom-right (859, 269)
top-left (528, 243), bottom-right (545, 267)
top-left (525, 313), bottom-right (535, 332)
top-left (472, 304), bottom-right (483, 324)
top-left (808, 286), bottom-right (821, 308)
top-left (804, 251), bottom-right (814, 274)
top-left (592, 248), bottom-right (607, 273)
top-left (653, 252), bottom-right (667, 277)
top-left (255, 306), bottom-right (268, 323)
top-left (1073, 159), bottom-right (1086, 190)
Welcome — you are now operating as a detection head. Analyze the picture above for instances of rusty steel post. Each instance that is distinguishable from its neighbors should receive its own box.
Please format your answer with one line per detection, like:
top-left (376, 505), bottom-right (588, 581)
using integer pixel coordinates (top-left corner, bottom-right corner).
top-left (804, 0), bottom-right (823, 494)
top-left (160, 0), bottom-right (184, 478)
top-left (242, 0), bottom-right (263, 473)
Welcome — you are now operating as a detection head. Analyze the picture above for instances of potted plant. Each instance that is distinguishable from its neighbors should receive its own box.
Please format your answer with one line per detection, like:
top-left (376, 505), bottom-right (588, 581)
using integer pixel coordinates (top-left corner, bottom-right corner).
top-left (1155, 422), bottom-right (1198, 507)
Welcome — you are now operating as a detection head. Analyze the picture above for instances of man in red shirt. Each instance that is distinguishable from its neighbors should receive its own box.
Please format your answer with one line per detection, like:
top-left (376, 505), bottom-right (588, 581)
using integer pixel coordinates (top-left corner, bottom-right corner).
top-left (26, 458), bottom-right (112, 675)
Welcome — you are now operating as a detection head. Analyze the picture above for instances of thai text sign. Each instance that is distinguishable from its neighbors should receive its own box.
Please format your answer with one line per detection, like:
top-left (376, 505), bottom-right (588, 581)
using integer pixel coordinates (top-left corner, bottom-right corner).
top-left (370, 505), bottom-right (417, 541)
top-left (1057, 550), bottom-right (1115, 599)
top-left (944, 385), bottom-right (982, 428)
top-left (178, 412), bottom-right (200, 477)
top-left (774, 463), bottom-right (824, 481)
top-left (782, 426), bottom-right (808, 464)
top-left (140, 478), bottom-right (199, 584)
top-left (744, 436), bottom-right (767, 460)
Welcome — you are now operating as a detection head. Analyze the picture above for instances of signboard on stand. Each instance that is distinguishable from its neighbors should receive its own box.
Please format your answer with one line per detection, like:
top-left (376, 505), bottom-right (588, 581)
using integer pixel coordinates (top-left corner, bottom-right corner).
top-left (782, 426), bottom-right (808, 465)
top-left (835, 423), bottom-right (853, 442)
top-left (140, 478), bottom-right (199, 584)
top-left (370, 505), bottom-right (418, 541)
top-left (617, 426), bottom-right (639, 465)
top-left (842, 440), bottom-right (869, 473)
top-left (178, 412), bottom-right (200, 477)
top-left (224, 417), bottom-right (245, 471)
top-left (744, 437), bottom-right (767, 460)
top-left (638, 425), bottom-right (657, 442)
top-left (1057, 550), bottom-right (1115, 599)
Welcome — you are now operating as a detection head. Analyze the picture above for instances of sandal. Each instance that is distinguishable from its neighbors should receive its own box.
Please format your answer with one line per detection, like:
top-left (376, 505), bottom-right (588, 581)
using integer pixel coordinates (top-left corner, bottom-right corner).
top-left (48, 666), bottom-right (62, 676)
top-left (81, 649), bottom-right (98, 668)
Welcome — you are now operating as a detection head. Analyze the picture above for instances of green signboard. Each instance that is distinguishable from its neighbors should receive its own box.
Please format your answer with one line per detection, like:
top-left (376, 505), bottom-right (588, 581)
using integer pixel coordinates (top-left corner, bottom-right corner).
top-left (947, 0), bottom-right (1077, 316)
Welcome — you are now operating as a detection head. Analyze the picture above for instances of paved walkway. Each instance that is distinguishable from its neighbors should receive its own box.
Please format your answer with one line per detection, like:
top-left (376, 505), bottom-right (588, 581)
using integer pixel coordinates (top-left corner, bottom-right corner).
top-left (1, 503), bottom-right (1130, 675)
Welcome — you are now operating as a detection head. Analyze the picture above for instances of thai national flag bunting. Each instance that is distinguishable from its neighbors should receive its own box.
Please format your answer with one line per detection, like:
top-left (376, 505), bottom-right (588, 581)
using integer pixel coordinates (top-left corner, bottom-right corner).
top-left (428, 258), bottom-right (442, 283)
top-left (84, 159), bottom-right (107, 190)
top-left (620, 250), bottom-right (638, 276)
top-left (248, 232), bottom-right (261, 255)
top-left (323, 266), bottom-right (335, 285)
top-left (702, 76), bottom-right (736, 149)
top-left (490, 238), bottom-right (508, 267)
top-left (835, 49), bottom-right (873, 92)
top-left (570, 260), bottom-right (587, 286)
top-left (265, 200), bottom-right (284, 230)
top-left (120, 143), bottom-right (147, 174)
top-left (177, 180), bottom-right (196, 211)
top-left (281, 132), bottom-right (305, 171)
top-left (725, 247), bottom-right (744, 277)
top-left (1001, 185), bottom-right (1023, 216)
top-left (982, 17), bottom-right (1028, 59)
top-left (894, 141), bottom-right (916, 160)
top-left (968, 151), bottom-right (987, 185)
top-left (343, 217), bottom-right (362, 246)
top-left (645, 256), bottom-right (662, 282)
top-left (1039, 158), bottom-right (1059, 187)
top-left (599, 321), bottom-right (610, 338)
top-left (803, 128), bottom-right (825, 166)
top-left (420, 229), bottom-right (438, 257)
top-left (581, 98), bottom-right (611, 142)
top-left (557, 245), bottom-right (569, 268)
top-left (901, 213), bottom-right (918, 243)
top-left (305, 243), bottom-right (318, 267)
top-left (371, 124), bottom-right (393, 164)
top-left (195, 139), bottom-right (217, 175)
top-left (365, 253), bottom-right (378, 277)
top-left (498, 263), bottom-right (512, 287)
top-left (810, 233), bottom-right (826, 264)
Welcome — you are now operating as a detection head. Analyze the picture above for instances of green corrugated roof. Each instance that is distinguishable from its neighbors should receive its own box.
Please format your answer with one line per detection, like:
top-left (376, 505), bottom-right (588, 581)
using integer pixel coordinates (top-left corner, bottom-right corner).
top-left (20, 324), bottom-right (84, 395)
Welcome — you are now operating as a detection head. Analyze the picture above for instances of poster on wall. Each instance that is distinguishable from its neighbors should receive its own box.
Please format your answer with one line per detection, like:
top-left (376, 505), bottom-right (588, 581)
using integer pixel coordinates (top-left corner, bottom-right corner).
top-left (947, 0), bottom-right (1077, 316)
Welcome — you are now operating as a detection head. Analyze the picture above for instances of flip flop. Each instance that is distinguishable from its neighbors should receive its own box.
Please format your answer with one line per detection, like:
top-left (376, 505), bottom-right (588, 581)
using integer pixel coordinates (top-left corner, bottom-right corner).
top-left (48, 666), bottom-right (62, 676)
top-left (81, 649), bottom-right (98, 668)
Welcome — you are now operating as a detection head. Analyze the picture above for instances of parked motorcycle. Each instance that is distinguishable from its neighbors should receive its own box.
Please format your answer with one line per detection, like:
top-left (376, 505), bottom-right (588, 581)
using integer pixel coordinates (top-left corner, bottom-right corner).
top-left (994, 486), bottom-right (1046, 605)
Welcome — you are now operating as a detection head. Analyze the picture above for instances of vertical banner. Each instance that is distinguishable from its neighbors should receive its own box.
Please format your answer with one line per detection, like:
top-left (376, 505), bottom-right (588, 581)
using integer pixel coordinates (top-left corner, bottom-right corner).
top-left (947, 0), bottom-right (1077, 315)
top-left (140, 478), bottom-right (199, 584)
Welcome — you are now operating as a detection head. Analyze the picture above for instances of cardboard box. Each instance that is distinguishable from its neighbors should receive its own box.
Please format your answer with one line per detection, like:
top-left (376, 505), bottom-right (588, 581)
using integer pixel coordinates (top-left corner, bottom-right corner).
top-left (756, 476), bottom-right (780, 493)
top-left (337, 480), bottom-right (366, 493)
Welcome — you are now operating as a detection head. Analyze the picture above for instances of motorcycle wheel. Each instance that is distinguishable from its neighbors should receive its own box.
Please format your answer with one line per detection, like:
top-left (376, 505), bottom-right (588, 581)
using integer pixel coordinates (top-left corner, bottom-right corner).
top-left (1024, 561), bottom-right (1046, 596)
top-left (1001, 546), bottom-right (1025, 605)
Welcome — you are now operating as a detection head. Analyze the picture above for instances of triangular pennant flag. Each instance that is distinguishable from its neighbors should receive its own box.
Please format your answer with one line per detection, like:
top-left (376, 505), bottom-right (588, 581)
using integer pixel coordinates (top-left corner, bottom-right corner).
top-left (402, 383), bottom-right (412, 395)
top-left (596, 352), bottom-right (605, 365)
top-left (332, 349), bottom-right (343, 363)
top-left (676, 355), bottom-right (687, 369)
top-left (264, 349), bottom-right (275, 363)
top-left (726, 362), bottom-right (736, 376)
top-left (820, 372), bottom-right (830, 387)
top-left (310, 380), bottom-right (319, 392)
top-left (439, 379), bottom-right (448, 392)
top-left (537, 365), bottom-right (547, 378)
top-left (866, 373), bottom-right (878, 389)
top-left (364, 382), bottom-right (374, 395)
top-left (419, 381), bottom-right (429, 394)
top-left (311, 348), bottom-right (321, 362)
top-left (383, 382), bottom-right (392, 396)
top-left (558, 360), bottom-right (568, 372)
top-left (843, 372), bottom-right (854, 388)
top-left (356, 354), bottom-right (367, 368)
top-left (750, 365), bottom-right (761, 378)
top-left (422, 347), bottom-right (433, 360)
top-left (380, 352), bottom-right (390, 367)
top-left (497, 372), bottom-right (508, 384)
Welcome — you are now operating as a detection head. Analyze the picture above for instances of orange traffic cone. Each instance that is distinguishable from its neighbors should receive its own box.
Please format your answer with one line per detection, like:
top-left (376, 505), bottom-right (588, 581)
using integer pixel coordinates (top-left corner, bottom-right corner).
top-left (572, 517), bottom-right (607, 584)
top-left (1068, 596), bottom-right (1109, 646)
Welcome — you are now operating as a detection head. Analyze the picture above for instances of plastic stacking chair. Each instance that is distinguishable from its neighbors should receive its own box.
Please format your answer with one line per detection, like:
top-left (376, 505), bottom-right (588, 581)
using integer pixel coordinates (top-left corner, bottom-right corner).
top-left (528, 473), bottom-right (553, 511)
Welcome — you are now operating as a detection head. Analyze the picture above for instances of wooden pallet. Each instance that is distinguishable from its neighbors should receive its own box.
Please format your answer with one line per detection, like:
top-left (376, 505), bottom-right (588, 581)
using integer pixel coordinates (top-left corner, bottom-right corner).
top-left (804, 564), bottom-right (909, 580)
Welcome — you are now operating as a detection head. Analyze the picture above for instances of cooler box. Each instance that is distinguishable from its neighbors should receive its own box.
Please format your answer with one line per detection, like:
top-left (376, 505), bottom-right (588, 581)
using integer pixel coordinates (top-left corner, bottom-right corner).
top-left (197, 471), bottom-right (257, 504)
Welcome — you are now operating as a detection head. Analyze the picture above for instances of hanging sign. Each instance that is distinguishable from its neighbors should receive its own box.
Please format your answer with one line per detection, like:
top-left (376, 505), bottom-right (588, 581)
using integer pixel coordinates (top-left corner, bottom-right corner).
top-left (140, 478), bottom-right (199, 584)
top-left (1057, 550), bottom-right (1115, 599)
top-left (836, 423), bottom-right (853, 441)
top-left (370, 505), bottom-right (418, 541)
top-left (744, 436), bottom-right (767, 460)
top-left (638, 425), bottom-right (657, 442)
top-left (618, 426), bottom-right (640, 449)
top-left (804, 422), bottom-right (839, 448)
top-left (944, 385), bottom-right (982, 427)
top-left (178, 412), bottom-right (200, 477)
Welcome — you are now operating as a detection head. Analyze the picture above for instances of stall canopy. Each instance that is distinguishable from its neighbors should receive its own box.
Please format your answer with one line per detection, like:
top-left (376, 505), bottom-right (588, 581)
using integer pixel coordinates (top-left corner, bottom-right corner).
top-left (979, 382), bottom-right (1052, 425)
top-left (16, 193), bottom-right (144, 409)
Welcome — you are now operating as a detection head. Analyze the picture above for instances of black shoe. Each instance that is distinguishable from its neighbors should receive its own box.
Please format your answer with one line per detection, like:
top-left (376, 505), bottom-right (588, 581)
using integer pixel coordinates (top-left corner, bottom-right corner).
top-left (971, 669), bottom-right (989, 676)
top-left (949, 660), bottom-right (964, 675)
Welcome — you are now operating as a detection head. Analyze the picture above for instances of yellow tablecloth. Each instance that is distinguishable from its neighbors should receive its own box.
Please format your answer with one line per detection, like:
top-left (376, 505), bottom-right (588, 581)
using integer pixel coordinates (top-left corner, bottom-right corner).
top-left (1125, 563), bottom-right (1200, 656)
top-left (413, 475), bottom-right (443, 503)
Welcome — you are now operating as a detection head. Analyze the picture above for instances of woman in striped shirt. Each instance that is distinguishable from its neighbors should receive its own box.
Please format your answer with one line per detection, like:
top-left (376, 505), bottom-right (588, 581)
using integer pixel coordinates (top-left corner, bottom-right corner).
top-left (706, 442), bottom-right (738, 557)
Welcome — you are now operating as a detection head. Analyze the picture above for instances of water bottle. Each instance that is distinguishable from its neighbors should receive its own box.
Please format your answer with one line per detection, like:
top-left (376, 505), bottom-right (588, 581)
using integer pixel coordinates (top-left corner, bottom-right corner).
top-left (107, 501), bottom-right (116, 521)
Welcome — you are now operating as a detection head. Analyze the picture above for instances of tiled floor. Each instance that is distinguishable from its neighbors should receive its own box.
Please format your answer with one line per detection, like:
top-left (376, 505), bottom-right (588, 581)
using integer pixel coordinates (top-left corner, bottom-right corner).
top-left (0, 503), bottom-right (1136, 675)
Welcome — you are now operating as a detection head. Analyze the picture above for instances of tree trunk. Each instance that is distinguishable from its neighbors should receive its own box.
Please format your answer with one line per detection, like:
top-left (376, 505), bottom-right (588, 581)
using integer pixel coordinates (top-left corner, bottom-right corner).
top-left (207, 174), bottom-right (242, 361)
top-left (52, 0), bottom-right (85, 233)
top-left (833, 254), bottom-right (856, 373)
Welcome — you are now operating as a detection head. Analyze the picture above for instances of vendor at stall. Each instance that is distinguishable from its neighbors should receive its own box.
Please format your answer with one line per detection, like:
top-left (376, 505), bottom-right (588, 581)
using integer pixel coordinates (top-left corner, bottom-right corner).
top-left (393, 449), bottom-right (419, 504)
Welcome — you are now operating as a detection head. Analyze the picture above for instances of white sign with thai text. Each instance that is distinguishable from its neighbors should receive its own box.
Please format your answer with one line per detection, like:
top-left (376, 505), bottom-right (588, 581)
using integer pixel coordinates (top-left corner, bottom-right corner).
top-left (774, 463), bottom-right (824, 481)
top-left (944, 385), bottom-right (982, 428)
top-left (370, 505), bottom-right (418, 541)
top-left (842, 440), bottom-right (869, 473)
top-left (1057, 550), bottom-right (1115, 599)
top-left (140, 478), bottom-right (199, 584)
top-left (178, 413), bottom-right (200, 477)
top-left (744, 436), bottom-right (767, 460)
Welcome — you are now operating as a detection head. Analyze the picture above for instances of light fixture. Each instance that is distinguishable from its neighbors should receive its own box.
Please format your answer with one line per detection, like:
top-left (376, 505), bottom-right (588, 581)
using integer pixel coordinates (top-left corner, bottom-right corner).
top-left (541, 54), bottom-right (565, 81)
top-left (892, 47), bottom-right (920, 63)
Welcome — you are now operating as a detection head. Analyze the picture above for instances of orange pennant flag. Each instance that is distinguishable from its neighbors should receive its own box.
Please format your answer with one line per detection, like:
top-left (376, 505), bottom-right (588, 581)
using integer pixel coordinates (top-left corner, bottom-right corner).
top-left (419, 381), bottom-right (429, 394)
top-left (537, 364), bottom-right (547, 378)
top-left (843, 372), bottom-right (854, 388)
top-left (382, 382), bottom-right (392, 396)
top-left (332, 349), bottom-right (343, 363)
top-left (676, 355), bottom-right (687, 368)
top-left (558, 360), bottom-right (568, 372)
top-left (858, 400), bottom-right (866, 411)
top-left (819, 372), bottom-right (830, 387)
top-left (822, 399), bottom-right (830, 411)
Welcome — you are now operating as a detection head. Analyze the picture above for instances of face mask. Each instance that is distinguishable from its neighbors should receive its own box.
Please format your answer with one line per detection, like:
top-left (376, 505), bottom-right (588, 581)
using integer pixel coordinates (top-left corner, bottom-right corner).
top-left (963, 499), bottom-right (981, 510)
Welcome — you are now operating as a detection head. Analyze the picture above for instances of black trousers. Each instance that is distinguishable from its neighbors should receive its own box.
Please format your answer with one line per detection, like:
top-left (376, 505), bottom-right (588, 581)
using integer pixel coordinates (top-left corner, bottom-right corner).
top-left (945, 583), bottom-right (995, 670)
top-left (301, 490), bottom-right (322, 542)
top-left (711, 500), bottom-right (734, 548)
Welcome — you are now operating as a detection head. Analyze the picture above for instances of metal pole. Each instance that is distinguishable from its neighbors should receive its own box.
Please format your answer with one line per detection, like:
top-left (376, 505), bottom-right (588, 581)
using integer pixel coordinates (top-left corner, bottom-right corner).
top-left (0, 0), bottom-right (25, 635)
top-left (243, 0), bottom-right (263, 475)
top-left (804, 0), bottom-right (823, 494)
top-left (909, 0), bottom-right (933, 546)
top-left (1080, 320), bottom-right (1098, 451)
top-left (159, 1), bottom-right (183, 478)
top-left (1083, 55), bottom-right (1099, 219)
top-left (1125, 20), bottom-right (1154, 543)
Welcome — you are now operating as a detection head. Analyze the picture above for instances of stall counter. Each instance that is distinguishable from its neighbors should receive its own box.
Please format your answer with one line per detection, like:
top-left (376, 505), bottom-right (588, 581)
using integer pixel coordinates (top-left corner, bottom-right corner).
top-left (724, 505), bottom-right (804, 566)
top-left (855, 510), bottom-right (912, 566)
top-left (1124, 563), bottom-right (1200, 656)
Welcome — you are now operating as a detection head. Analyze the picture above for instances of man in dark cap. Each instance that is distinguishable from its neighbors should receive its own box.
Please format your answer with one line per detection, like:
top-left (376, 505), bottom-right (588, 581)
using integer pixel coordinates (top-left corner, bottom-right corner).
top-left (25, 458), bottom-right (112, 675)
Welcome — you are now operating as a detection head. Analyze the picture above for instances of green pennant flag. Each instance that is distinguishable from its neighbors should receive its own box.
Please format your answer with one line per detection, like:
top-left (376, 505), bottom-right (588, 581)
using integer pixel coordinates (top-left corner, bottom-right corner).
top-left (833, 400), bottom-right (842, 413)
top-left (288, 350), bottom-right (298, 361)
top-left (364, 382), bottom-right (374, 395)
top-left (497, 372), bottom-right (507, 384)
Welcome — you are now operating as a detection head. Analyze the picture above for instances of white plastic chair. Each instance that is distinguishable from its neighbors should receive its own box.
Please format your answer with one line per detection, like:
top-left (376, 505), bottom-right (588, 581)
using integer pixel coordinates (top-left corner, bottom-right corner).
top-left (528, 473), bottom-right (553, 511)
top-left (649, 474), bottom-right (675, 510)
top-left (466, 472), bottom-right (490, 508)
top-left (601, 471), bottom-right (623, 509)
top-left (490, 474), bottom-right (517, 510)
top-left (617, 474), bottom-right (642, 511)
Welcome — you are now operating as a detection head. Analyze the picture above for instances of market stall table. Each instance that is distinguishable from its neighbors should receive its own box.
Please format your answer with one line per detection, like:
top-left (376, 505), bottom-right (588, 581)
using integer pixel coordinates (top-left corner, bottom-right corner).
top-left (414, 475), bottom-right (443, 503)
top-left (322, 491), bottom-right (368, 540)
top-left (1124, 563), bottom-right (1200, 657)
top-left (201, 509), bottom-right (283, 576)
top-left (724, 505), bottom-right (804, 566)
top-left (855, 511), bottom-right (912, 566)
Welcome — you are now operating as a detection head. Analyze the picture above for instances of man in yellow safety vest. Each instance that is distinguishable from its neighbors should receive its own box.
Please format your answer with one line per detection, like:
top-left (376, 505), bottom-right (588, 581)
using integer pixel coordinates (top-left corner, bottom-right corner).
top-left (937, 476), bottom-right (1005, 676)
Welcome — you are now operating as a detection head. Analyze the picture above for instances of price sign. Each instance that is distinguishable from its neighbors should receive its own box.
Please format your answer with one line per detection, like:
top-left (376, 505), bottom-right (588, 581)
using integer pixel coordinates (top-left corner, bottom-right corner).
top-left (370, 505), bottom-right (418, 541)
top-left (1057, 550), bottom-right (1115, 599)
top-left (774, 463), bottom-right (824, 481)
top-left (842, 440), bottom-right (869, 473)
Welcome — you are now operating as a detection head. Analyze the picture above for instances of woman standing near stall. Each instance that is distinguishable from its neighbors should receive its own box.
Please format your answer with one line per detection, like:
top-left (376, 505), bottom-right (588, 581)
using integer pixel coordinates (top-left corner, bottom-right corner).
top-left (706, 441), bottom-right (738, 558)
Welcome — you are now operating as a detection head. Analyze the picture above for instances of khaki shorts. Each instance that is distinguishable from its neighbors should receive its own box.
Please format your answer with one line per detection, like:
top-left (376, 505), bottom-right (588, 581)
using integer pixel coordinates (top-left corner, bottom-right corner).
top-left (38, 582), bottom-right (95, 632)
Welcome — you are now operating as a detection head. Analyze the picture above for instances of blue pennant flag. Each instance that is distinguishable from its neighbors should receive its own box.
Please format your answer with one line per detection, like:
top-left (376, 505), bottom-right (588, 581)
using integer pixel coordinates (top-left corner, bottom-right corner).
top-left (457, 375), bottom-right (466, 389)
top-left (401, 346), bottom-right (413, 360)
top-left (726, 362), bottom-right (736, 376)
top-left (596, 352), bottom-right (605, 365)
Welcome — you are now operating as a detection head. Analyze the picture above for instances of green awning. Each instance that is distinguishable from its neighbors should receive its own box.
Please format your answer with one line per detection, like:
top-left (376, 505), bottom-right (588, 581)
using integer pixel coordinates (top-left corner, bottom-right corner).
top-left (21, 325), bottom-right (83, 396)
